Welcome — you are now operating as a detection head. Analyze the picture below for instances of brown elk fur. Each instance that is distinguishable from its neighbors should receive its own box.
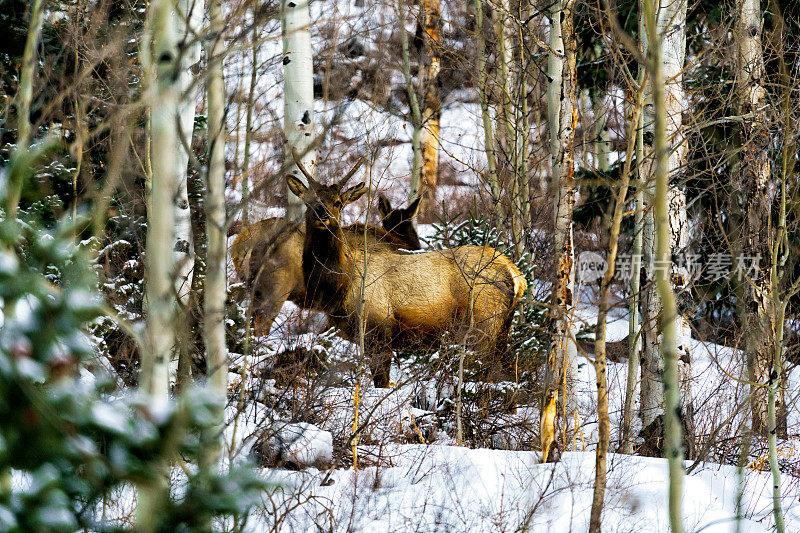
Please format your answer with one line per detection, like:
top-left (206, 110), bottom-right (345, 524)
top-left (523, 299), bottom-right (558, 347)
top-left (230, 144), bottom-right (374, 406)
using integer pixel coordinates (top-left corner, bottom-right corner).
top-left (230, 197), bottom-right (422, 334)
top-left (287, 168), bottom-right (526, 387)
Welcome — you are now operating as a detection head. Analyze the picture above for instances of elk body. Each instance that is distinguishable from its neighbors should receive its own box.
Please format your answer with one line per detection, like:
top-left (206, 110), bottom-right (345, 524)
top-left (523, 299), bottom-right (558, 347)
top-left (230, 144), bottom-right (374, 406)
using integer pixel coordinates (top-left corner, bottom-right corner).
top-left (287, 163), bottom-right (527, 387)
top-left (230, 195), bottom-right (422, 335)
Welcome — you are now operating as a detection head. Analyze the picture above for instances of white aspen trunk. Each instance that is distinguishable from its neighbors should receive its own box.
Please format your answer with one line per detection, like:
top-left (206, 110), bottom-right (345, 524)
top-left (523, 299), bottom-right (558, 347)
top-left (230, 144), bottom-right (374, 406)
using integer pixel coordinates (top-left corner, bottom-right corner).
top-left (546, 0), bottom-right (564, 180)
top-left (512, 1), bottom-right (530, 234)
top-left (593, 95), bottom-right (610, 172)
top-left (768, 301), bottom-right (787, 533)
top-left (399, 5), bottom-right (423, 203)
top-left (504, 0), bottom-right (531, 258)
top-left (173, 0), bottom-right (204, 302)
top-left (546, 0), bottom-right (578, 459)
top-left (644, 0), bottom-right (686, 529)
top-left (242, 17), bottom-right (258, 227)
top-left (138, 0), bottom-right (179, 527)
top-left (734, 0), bottom-right (774, 436)
top-left (419, 0), bottom-right (441, 211)
top-left (282, 0), bottom-right (315, 221)
top-left (473, 0), bottom-right (501, 223)
top-left (205, 0), bottom-right (228, 463)
top-left (764, 56), bottom-right (793, 533)
top-left (143, 0), bottom-right (180, 403)
top-left (496, 0), bottom-right (520, 252)
top-left (639, 0), bottom-right (691, 431)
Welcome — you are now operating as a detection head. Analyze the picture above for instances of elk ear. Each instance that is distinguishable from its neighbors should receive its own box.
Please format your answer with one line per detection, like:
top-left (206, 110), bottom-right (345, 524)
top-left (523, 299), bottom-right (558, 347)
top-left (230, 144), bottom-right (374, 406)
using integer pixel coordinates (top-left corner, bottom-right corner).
top-left (286, 175), bottom-right (308, 199)
top-left (342, 182), bottom-right (367, 205)
top-left (378, 195), bottom-right (392, 218)
top-left (405, 196), bottom-right (422, 218)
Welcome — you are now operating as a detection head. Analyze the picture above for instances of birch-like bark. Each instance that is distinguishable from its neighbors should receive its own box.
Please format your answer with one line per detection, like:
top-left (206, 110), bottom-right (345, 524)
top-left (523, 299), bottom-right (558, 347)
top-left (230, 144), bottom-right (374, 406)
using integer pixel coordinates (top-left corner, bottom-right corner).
top-left (139, 0), bottom-right (179, 527)
top-left (512, 1), bottom-right (531, 235)
top-left (593, 95), bottom-right (610, 172)
top-left (496, 0), bottom-right (521, 253)
top-left (204, 0), bottom-right (228, 464)
top-left (419, 0), bottom-right (441, 210)
top-left (143, 0), bottom-right (180, 403)
top-left (768, 299), bottom-right (787, 533)
top-left (644, 0), bottom-right (685, 529)
top-left (545, 0), bottom-right (578, 459)
top-left (639, 0), bottom-right (692, 434)
top-left (473, 0), bottom-right (501, 223)
top-left (6, 0), bottom-right (46, 218)
top-left (282, 0), bottom-right (316, 221)
top-left (241, 18), bottom-right (258, 227)
top-left (399, 5), bottom-right (423, 201)
top-left (173, 0), bottom-right (204, 303)
top-left (731, 3), bottom-right (772, 518)
top-left (733, 0), bottom-right (775, 437)
top-left (764, 54), bottom-right (794, 531)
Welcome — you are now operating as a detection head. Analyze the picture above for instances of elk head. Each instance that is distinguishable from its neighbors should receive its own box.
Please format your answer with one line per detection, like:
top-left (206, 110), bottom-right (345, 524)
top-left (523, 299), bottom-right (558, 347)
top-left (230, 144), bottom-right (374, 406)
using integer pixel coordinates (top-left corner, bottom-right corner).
top-left (378, 195), bottom-right (422, 250)
top-left (286, 152), bottom-right (367, 230)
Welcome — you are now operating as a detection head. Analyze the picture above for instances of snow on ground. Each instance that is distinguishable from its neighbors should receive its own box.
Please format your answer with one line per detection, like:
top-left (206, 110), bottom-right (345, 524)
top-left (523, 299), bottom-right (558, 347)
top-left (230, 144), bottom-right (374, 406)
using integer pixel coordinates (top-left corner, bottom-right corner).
top-left (247, 446), bottom-right (799, 532)
top-left (217, 290), bottom-right (800, 532)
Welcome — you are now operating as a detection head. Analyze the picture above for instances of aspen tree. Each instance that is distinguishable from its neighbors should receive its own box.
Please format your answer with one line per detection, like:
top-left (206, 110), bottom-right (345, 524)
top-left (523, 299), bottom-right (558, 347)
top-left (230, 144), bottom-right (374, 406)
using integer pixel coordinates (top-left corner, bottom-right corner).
top-left (418, 0), bottom-right (442, 211)
top-left (763, 10), bottom-right (794, 528)
top-left (545, 0), bottom-right (578, 459)
top-left (242, 15), bottom-right (259, 227)
top-left (473, 0), bottom-right (501, 224)
top-left (621, 69), bottom-right (645, 453)
top-left (399, 3), bottom-right (423, 200)
top-left (593, 97), bottom-right (610, 172)
top-left (643, 0), bottom-right (686, 529)
top-left (733, 0), bottom-right (776, 437)
top-left (139, 0), bottom-right (179, 526)
top-left (173, 0), bottom-right (204, 304)
top-left (639, 0), bottom-right (692, 437)
top-left (143, 0), bottom-right (181, 404)
top-left (204, 0), bottom-right (228, 464)
top-left (497, 0), bottom-right (530, 258)
top-left (730, 3), bottom-right (774, 526)
top-left (621, 19), bottom-right (648, 455)
top-left (282, 0), bottom-right (316, 221)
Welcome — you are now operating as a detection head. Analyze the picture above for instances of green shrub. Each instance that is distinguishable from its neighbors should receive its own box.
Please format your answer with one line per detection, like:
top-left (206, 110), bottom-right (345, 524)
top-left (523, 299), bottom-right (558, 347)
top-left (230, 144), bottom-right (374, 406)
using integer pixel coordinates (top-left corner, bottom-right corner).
top-left (0, 151), bottom-right (267, 532)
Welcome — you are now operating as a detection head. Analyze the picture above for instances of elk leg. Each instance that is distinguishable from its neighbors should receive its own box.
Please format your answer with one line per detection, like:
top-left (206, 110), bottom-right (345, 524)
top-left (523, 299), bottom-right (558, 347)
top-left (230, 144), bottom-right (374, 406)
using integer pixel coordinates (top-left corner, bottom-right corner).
top-left (252, 299), bottom-right (284, 336)
top-left (370, 346), bottom-right (393, 388)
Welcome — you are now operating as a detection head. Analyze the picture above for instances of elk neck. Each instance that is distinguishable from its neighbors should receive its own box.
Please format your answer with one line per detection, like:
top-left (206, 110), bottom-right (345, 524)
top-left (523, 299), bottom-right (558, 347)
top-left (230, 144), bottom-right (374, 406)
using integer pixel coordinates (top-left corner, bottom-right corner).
top-left (301, 215), bottom-right (355, 318)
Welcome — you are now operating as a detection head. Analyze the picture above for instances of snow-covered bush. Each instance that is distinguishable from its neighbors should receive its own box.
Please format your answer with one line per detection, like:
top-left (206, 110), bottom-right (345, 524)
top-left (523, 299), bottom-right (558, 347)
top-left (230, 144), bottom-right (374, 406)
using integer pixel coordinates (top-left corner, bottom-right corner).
top-left (0, 155), bottom-right (266, 531)
top-left (91, 211), bottom-right (147, 386)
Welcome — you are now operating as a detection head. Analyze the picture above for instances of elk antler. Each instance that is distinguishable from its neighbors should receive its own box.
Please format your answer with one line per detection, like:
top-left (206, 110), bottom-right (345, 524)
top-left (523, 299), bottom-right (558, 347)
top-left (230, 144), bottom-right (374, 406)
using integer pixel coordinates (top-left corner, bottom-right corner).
top-left (290, 147), bottom-right (319, 187)
top-left (337, 156), bottom-right (366, 189)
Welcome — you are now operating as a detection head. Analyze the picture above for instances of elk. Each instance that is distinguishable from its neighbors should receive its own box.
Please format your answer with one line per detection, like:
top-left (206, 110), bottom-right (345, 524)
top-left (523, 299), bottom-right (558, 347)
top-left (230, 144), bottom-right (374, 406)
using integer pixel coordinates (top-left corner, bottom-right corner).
top-left (230, 186), bottom-right (422, 335)
top-left (287, 160), bottom-right (527, 387)
top-left (378, 194), bottom-right (421, 250)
